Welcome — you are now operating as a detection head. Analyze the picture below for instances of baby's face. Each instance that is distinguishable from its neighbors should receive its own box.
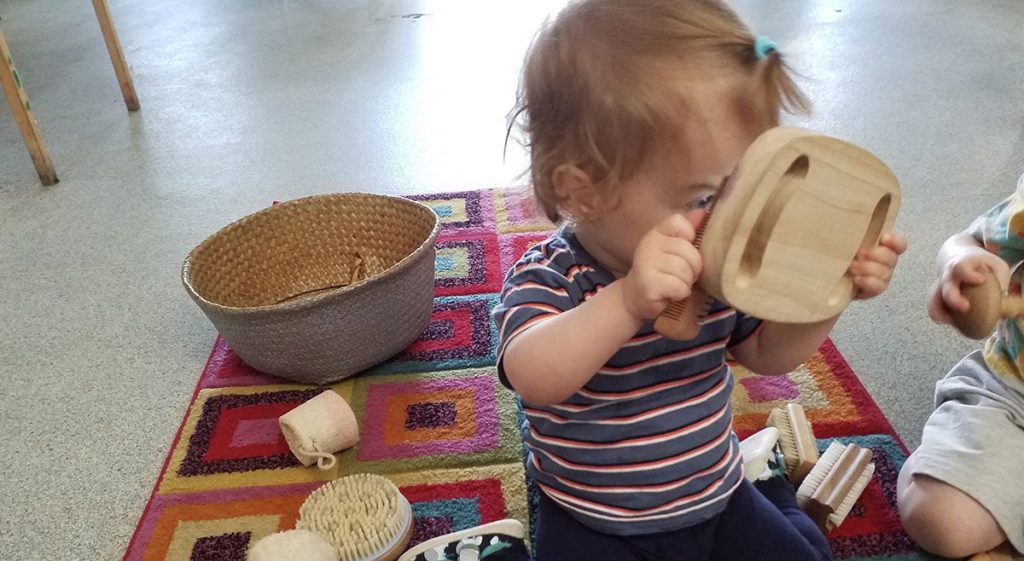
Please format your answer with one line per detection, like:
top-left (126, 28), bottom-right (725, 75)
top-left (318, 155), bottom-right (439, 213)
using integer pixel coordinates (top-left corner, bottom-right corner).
top-left (587, 105), bottom-right (764, 275)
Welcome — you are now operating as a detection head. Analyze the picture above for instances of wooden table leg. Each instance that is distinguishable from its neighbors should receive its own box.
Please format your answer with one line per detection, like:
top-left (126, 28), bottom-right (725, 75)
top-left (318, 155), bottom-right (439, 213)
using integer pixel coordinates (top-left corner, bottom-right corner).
top-left (0, 27), bottom-right (58, 186)
top-left (91, 0), bottom-right (140, 111)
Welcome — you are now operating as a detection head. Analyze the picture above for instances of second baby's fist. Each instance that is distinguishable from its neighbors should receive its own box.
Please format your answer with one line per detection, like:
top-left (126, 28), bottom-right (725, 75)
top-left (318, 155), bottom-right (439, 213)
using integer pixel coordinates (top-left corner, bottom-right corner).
top-left (929, 247), bottom-right (1009, 324)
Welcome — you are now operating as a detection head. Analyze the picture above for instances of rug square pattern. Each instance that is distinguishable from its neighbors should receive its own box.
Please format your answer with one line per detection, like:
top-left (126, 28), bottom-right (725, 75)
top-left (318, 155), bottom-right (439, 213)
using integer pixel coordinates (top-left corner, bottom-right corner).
top-left (340, 368), bottom-right (523, 473)
top-left (124, 483), bottom-right (318, 561)
top-left (731, 341), bottom-right (892, 440)
top-left (433, 231), bottom-right (503, 297)
top-left (158, 384), bottom-right (355, 494)
top-left (368, 294), bottom-right (499, 375)
top-left (126, 188), bottom-right (929, 561)
top-left (492, 187), bottom-right (555, 234)
top-left (408, 190), bottom-right (496, 233)
top-left (128, 465), bottom-right (528, 561)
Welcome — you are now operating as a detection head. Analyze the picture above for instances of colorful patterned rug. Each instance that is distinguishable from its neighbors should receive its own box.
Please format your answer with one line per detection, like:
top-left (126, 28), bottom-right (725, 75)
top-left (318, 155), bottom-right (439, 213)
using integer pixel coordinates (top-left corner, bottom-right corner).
top-left (124, 188), bottom-right (931, 561)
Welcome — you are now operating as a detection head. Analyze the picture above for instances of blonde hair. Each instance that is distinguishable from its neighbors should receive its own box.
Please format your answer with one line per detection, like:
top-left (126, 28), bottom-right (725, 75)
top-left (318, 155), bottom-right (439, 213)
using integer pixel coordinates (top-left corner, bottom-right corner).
top-left (510, 0), bottom-right (810, 222)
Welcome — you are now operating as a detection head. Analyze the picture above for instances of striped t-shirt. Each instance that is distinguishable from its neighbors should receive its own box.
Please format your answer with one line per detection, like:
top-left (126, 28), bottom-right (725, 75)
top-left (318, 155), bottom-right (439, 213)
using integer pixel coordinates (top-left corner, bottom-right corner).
top-left (492, 226), bottom-right (763, 536)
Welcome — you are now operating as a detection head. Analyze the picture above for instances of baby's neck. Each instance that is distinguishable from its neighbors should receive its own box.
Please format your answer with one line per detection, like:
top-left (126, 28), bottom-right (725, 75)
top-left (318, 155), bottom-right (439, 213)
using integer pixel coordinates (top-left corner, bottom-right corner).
top-left (573, 222), bottom-right (630, 279)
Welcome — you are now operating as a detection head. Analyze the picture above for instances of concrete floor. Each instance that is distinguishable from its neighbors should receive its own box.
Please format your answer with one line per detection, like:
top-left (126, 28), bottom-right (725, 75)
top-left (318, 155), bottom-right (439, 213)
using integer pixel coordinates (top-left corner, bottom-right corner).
top-left (0, 0), bottom-right (1021, 559)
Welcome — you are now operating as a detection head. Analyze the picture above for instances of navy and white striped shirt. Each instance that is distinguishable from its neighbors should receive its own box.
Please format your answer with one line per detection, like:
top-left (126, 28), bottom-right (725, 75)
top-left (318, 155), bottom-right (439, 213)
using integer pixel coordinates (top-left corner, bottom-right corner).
top-left (492, 226), bottom-right (763, 536)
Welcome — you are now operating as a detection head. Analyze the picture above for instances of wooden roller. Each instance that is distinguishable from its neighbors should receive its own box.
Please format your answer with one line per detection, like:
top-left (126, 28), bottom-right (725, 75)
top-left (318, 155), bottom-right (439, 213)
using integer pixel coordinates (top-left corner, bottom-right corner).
top-left (949, 270), bottom-right (1024, 340)
top-left (655, 127), bottom-right (901, 339)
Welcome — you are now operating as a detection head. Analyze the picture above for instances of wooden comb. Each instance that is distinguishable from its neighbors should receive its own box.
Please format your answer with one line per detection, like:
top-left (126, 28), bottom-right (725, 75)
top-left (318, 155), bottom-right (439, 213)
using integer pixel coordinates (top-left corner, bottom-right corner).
top-left (653, 199), bottom-right (716, 340)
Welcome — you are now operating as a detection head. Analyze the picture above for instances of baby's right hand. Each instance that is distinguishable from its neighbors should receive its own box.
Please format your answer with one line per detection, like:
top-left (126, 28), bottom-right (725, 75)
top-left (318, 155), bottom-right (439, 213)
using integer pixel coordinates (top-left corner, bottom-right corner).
top-left (621, 214), bottom-right (702, 321)
top-left (929, 248), bottom-right (1010, 324)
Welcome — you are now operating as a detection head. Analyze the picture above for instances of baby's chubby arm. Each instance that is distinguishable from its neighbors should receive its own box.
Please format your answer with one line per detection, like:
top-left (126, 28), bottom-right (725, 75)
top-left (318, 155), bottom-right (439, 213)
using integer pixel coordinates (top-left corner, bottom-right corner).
top-left (928, 231), bottom-right (1010, 324)
top-left (503, 215), bottom-right (701, 405)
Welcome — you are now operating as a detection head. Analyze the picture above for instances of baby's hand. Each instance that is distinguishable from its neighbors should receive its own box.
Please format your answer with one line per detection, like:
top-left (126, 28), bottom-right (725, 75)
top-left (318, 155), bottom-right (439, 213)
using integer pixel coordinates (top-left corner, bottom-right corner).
top-left (621, 214), bottom-right (702, 320)
top-left (928, 247), bottom-right (1009, 324)
top-left (849, 233), bottom-right (908, 300)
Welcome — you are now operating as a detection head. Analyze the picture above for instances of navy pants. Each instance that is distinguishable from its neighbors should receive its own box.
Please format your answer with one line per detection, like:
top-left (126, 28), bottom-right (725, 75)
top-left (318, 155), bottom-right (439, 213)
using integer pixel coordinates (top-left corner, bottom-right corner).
top-left (535, 477), bottom-right (834, 561)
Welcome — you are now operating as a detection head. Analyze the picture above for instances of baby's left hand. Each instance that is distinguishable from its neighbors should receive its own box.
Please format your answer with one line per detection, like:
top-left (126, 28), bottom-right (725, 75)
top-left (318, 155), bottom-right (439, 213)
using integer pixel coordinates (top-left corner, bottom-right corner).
top-left (849, 233), bottom-right (908, 299)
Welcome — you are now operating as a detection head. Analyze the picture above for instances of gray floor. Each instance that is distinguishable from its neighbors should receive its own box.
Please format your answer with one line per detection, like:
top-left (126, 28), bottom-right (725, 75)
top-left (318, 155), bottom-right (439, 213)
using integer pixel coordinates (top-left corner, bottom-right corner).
top-left (0, 0), bottom-right (1021, 559)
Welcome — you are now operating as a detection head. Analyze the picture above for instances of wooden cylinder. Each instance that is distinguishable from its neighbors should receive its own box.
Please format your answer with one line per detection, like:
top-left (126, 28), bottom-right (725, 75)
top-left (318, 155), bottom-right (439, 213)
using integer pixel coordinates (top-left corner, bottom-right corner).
top-left (949, 271), bottom-right (1003, 340)
top-left (279, 390), bottom-right (359, 469)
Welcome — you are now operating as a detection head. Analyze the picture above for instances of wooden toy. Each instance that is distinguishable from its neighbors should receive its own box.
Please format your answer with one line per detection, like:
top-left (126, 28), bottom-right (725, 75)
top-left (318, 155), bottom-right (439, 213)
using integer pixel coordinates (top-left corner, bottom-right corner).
top-left (949, 270), bottom-right (1024, 340)
top-left (298, 474), bottom-right (414, 561)
top-left (767, 403), bottom-right (819, 486)
top-left (797, 441), bottom-right (875, 533)
top-left (655, 201), bottom-right (715, 340)
top-left (655, 127), bottom-right (901, 340)
top-left (279, 390), bottom-right (359, 470)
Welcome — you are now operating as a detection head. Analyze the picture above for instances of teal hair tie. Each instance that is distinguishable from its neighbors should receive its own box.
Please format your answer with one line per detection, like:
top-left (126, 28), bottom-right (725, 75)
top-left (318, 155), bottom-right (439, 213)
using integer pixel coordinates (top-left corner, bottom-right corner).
top-left (754, 36), bottom-right (778, 60)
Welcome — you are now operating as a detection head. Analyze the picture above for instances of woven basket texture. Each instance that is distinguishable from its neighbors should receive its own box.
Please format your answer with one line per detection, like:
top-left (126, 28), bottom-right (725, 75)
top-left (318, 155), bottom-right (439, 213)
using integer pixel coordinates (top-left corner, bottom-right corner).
top-left (182, 193), bottom-right (440, 383)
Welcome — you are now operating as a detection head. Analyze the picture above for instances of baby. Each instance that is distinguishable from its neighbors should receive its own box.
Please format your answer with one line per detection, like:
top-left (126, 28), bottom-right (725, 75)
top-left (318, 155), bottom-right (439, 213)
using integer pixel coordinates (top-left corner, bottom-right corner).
top-left (899, 174), bottom-right (1024, 558)
top-left (493, 1), bottom-right (906, 560)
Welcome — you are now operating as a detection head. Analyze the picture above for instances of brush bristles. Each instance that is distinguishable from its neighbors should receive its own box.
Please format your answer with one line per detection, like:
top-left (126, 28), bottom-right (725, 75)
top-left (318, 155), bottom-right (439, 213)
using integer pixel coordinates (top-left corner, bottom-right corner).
top-left (796, 441), bottom-right (844, 508)
top-left (767, 404), bottom-right (817, 484)
top-left (828, 462), bottom-right (874, 529)
top-left (766, 408), bottom-right (798, 474)
top-left (297, 473), bottom-right (410, 561)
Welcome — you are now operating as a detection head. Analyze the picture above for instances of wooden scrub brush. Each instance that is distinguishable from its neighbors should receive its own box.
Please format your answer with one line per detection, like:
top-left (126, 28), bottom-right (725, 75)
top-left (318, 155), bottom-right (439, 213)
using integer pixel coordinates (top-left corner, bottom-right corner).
top-left (796, 441), bottom-right (874, 533)
top-left (766, 403), bottom-right (819, 485)
top-left (297, 473), bottom-right (413, 561)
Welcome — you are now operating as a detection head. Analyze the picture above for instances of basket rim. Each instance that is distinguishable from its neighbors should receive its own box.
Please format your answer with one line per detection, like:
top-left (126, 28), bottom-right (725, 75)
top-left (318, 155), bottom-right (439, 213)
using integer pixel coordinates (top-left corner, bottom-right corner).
top-left (180, 192), bottom-right (440, 315)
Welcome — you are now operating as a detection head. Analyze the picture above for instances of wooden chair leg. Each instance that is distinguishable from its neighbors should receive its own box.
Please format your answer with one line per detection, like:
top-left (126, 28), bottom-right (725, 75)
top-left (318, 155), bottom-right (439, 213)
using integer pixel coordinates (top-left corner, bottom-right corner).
top-left (91, 0), bottom-right (139, 111)
top-left (0, 27), bottom-right (58, 186)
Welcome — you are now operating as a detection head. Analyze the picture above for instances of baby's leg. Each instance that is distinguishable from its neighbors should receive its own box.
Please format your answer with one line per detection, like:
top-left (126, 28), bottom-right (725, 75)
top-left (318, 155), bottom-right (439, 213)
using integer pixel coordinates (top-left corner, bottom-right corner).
top-left (534, 491), bottom-right (636, 561)
top-left (897, 458), bottom-right (1006, 558)
top-left (897, 351), bottom-right (1024, 557)
top-left (534, 491), bottom-right (708, 561)
top-left (710, 477), bottom-right (833, 561)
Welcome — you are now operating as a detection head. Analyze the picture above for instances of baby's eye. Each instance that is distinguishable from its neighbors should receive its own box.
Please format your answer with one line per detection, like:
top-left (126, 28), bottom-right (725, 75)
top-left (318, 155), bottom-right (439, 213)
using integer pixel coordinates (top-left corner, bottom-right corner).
top-left (685, 194), bottom-right (716, 211)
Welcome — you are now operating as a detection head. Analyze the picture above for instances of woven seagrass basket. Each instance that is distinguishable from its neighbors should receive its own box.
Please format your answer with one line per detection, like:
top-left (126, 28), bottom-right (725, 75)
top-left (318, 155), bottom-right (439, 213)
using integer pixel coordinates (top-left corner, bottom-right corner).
top-left (182, 193), bottom-right (440, 384)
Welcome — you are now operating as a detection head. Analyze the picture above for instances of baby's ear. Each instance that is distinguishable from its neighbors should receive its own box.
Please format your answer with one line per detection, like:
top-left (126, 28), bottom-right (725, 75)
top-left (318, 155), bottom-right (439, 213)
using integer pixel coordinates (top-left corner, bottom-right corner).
top-left (552, 164), bottom-right (600, 220)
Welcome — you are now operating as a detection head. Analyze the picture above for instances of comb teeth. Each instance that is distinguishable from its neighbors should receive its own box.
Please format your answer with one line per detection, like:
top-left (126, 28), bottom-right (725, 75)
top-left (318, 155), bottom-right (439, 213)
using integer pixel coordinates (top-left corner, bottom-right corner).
top-left (662, 300), bottom-right (687, 320)
top-left (692, 198), bottom-right (717, 248)
top-left (698, 296), bottom-right (713, 314)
